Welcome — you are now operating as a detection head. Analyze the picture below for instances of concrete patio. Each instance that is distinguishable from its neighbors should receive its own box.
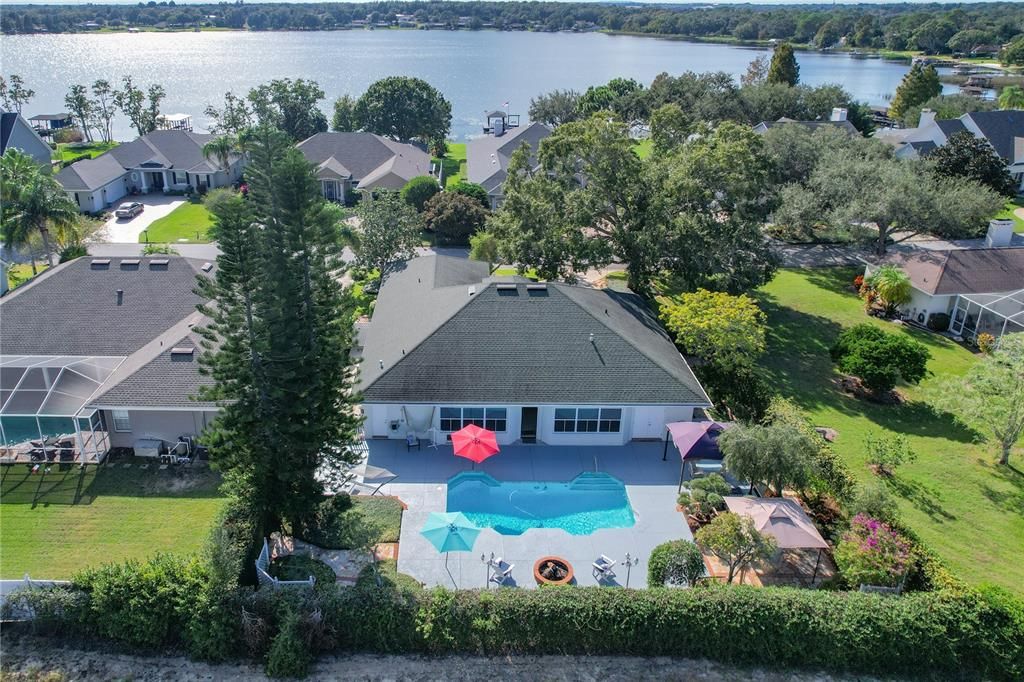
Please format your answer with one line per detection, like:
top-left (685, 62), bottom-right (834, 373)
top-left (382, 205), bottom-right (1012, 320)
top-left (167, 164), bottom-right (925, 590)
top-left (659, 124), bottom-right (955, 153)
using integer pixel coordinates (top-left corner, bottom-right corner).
top-left (365, 439), bottom-right (692, 590)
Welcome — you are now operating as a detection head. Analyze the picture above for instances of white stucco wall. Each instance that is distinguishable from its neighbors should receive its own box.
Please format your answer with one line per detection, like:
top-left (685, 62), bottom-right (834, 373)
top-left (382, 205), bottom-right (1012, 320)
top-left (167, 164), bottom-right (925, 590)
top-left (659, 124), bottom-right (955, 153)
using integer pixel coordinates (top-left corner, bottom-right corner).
top-left (103, 408), bottom-right (216, 449)
top-left (362, 403), bottom-right (699, 447)
top-left (73, 174), bottom-right (129, 213)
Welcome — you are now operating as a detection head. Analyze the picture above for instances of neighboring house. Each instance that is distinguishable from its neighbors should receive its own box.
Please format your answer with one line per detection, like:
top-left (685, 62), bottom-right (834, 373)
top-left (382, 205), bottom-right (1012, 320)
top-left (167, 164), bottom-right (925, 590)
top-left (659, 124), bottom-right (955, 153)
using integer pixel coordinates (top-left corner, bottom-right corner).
top-left (0, 256), bottom-right (218, 462)
top-left (865, 221), bottom-right (1024, 341)
top-left (1, 112), bottom-right (53, 168)
top-left (56, 130), bottom-right (246, 213)
top-left (296, 132), bottom-right (433, 203)
top-left (355, 255), bottom-right (711, 447)
top-left (467, 114), bottom-right (551, 209)
top-left (27, 112), bottom-right (74, 136)
top-left (880, 109), bottom-right (1024, 192)
top-left (752, 107), bottom-right (859, 136)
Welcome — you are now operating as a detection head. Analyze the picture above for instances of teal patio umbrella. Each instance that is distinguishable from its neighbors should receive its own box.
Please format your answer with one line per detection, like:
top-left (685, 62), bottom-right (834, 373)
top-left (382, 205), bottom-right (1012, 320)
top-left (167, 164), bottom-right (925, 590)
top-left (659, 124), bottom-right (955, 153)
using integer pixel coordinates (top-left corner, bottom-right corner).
top-left (420, 511), bottom-right (481, 587)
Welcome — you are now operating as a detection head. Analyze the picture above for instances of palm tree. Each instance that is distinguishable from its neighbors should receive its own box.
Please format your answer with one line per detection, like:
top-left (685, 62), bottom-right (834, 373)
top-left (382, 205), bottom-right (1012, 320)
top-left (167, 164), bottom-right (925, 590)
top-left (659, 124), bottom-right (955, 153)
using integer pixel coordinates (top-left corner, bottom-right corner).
top-left (202, 134), bottom-right (238, 172)
top-left (998, 85), bottom-right (1024, 111)
top-left (6, 175), bottom-right (80, 268)
top-left (867, 265), bottom-right (912, 317)
top-left (2, 149), bottom-right (47, 274)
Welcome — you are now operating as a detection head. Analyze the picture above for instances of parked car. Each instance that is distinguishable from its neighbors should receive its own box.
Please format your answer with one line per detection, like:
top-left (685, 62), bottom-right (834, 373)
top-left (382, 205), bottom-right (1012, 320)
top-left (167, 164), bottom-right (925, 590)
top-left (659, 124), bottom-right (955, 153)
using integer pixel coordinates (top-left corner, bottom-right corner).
top-left (115, 202), bottom-right (144, 219)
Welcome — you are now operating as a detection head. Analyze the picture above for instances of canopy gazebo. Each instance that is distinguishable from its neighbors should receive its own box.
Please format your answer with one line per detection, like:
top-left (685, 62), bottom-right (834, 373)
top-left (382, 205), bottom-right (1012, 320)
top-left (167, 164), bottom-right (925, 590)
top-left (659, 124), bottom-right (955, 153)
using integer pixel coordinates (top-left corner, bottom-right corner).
top-left (663, 420), bottom-right (732, 492)
top-left (725, 496), bottom-right (830, 585)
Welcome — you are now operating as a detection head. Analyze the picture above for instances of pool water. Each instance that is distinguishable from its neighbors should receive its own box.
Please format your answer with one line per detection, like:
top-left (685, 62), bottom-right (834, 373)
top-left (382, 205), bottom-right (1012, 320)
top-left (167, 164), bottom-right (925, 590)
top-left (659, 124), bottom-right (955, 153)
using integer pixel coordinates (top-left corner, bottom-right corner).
top-left (446, 471), bottom-right (635, 535)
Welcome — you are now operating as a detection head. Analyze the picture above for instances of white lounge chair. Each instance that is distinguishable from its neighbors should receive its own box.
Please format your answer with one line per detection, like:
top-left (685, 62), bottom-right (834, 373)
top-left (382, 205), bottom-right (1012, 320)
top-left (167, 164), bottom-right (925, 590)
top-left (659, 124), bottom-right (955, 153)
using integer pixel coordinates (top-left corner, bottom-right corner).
top-left (592, 554), bottom-right (617, 581)
top-left (490, 562), bottom-right (515, 586)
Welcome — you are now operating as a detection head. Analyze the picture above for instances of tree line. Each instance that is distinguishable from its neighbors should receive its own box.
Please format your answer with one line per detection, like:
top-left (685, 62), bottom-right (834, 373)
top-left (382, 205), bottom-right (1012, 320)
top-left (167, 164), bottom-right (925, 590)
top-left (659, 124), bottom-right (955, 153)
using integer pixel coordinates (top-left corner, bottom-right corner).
top-left (3, 2), bottom-right (1023, 63)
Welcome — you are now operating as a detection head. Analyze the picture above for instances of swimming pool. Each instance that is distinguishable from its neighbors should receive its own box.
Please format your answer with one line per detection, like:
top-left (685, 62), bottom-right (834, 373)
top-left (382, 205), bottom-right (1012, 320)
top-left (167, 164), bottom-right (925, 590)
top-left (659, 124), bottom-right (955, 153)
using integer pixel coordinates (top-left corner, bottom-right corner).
top-left (446, 471), bottom-right (635, 535)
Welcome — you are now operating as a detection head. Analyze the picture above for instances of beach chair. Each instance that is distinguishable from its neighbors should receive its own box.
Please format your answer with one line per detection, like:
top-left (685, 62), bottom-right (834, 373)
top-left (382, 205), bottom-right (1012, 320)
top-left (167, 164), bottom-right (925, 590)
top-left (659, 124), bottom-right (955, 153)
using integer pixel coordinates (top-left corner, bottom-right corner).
top-left (490, 561), bottom-right (515, 586)
top-left (592, 554), bottom-right (617, 581)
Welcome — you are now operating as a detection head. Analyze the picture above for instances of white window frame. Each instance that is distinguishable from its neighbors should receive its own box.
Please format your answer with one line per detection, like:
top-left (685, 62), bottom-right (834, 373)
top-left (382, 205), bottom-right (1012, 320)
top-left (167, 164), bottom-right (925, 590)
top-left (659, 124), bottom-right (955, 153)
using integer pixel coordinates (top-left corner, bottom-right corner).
top-left (439, 407), bottom-right (507, 432)
top-left (553, 407), bottom-right (622, 434)
top-left (111, 409), bottom-right (131, 432)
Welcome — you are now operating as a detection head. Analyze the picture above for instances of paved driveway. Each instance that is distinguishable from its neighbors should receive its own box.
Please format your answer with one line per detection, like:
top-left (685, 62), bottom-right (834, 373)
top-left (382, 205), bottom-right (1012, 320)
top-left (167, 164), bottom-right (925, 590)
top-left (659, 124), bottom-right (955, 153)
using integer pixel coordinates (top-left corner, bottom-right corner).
top-left (97, 194), bottom-right (186, 243)
top-left (367, 439), bottom-right (692, 590)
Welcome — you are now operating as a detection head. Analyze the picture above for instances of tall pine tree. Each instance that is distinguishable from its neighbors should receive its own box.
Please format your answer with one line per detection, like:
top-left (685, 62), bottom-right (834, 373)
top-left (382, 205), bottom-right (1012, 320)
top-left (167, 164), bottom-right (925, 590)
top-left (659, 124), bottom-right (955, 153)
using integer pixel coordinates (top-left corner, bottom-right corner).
top-left (767, 43), bottom-right (800, 86)
top-left (197, 124), bottom-right (361, 535)
top-left (889, 64), bottom-right (941, 119)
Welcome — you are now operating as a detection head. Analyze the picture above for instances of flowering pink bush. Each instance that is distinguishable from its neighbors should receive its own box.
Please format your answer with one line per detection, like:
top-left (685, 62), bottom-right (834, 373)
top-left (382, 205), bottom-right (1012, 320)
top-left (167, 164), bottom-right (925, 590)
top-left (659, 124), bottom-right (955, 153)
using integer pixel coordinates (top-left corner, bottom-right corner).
top-left (834, 513), bottom-right (911, 588)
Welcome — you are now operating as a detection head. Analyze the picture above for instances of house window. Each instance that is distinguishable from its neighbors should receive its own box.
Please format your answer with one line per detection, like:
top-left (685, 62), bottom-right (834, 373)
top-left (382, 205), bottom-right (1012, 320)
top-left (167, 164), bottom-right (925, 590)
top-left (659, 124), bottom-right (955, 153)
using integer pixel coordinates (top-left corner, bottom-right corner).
top-left (553, 408), bottom-right (621, 433)
top-left (439, 407), bottom-right (506, 432)
top-left (111, 409), bottom-right (131, 432)
top-left (173, 171), bottom-right (187, 184)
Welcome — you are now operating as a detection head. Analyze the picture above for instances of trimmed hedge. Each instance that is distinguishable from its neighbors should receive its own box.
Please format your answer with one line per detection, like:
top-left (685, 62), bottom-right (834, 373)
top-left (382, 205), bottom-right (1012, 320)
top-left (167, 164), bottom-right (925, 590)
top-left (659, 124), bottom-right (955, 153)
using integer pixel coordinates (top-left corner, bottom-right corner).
top-left (6, 575), bottom-right (1022, 680)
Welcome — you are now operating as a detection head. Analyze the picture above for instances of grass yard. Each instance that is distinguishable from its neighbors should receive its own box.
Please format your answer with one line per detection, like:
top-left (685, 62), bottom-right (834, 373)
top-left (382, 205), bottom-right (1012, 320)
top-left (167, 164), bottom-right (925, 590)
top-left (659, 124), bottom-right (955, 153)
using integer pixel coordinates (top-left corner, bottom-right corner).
top-left (56, 141), bottom-right (118, 162)
top-left (438, 142), bottom-right (467, 188)
top-left (141, 200), bottom-right (214, 243)
top-left (994, 198), bottom-right (1024, 233)
top-left (5, 262), bottom-right (48, 290)
top-left (0, 461), bottom-right (225, 579)
top-left (755, 268), bottom-right (1024, 594)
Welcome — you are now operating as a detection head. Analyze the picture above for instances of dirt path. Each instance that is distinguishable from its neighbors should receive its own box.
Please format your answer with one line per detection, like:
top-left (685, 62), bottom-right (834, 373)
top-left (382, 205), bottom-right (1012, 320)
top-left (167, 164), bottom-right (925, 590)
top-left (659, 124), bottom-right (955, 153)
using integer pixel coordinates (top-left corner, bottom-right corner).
top-left (1, 636), bottom-right (886, 681)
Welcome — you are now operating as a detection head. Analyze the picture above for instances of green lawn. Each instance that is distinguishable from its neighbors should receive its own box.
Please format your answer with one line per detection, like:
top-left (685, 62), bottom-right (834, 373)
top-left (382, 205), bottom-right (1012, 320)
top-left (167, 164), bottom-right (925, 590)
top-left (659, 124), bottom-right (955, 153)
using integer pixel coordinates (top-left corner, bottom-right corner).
top-left (0, 461), bottom-right (225, 579)
top-left (141, 200), bottom-right (214, 243)
top-left (438, 142), bottom-right (467, 188)
top-left (755, 268), bottom-right (1023, 594)
top-left (994, 198), bottom-right (1024, 233)
top-left (5, 262), bottom-right (48, 290)
top-left (56, 141), bottom-right (118, 162)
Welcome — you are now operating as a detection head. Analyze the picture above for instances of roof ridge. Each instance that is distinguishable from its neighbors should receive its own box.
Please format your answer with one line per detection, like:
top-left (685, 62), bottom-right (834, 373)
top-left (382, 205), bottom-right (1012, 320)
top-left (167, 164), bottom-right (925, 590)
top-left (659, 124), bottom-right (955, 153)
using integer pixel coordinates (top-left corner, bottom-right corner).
top-left (553, 284), bottom-right (712, 405)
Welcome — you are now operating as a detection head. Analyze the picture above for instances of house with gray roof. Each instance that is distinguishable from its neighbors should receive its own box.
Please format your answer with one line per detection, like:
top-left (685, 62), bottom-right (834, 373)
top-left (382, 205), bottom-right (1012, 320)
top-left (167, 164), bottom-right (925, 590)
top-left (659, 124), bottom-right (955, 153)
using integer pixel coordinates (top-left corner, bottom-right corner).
top-left (467, 120), bottom-right (551, 209)
top-left (881, 109), bottom-right (1024, 191)
top-left (753, 108), bottom-right (859, 137)
top-left (865, 220), bottom-right (1024, 342)
top-left (356, 255), bottom-right (711, 447)
top-left (0, 256), bottom-right (217, 462)
top-left (56, 130), bottom-right (246, 213)
top-left (296, 132), bottom-right (434, 203)
top-left (1, 112), bottom-right (53, 168)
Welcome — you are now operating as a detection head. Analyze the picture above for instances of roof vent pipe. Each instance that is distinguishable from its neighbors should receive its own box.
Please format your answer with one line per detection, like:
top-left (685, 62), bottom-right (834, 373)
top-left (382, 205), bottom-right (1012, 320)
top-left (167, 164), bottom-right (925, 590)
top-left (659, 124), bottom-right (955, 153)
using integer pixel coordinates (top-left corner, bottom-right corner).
top-left (589, 333), bottom-right (595, 344)
top-left (379, 360), bottom-right (384, 369)
top-left (116, 289), bottom-right (124, 306)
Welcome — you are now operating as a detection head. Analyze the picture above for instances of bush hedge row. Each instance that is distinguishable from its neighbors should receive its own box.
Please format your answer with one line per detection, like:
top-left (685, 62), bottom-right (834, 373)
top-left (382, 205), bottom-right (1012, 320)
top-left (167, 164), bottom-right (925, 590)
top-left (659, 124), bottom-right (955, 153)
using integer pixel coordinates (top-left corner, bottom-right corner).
top-left (6, 578), bottom-right (1022, 680)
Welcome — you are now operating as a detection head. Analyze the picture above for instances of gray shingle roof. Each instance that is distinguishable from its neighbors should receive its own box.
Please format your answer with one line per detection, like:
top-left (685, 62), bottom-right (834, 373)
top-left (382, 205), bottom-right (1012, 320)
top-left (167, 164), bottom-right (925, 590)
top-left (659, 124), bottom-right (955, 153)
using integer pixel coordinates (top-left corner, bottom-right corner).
top-left (935, 119), bottom-right (967, 139)
top-left (964, 110), bottom-right (1024, 161)
top-left (0, 256), bottom-right (207, 356)
top-left (879, 247), bottom-right (1024, 296)
top-left (358, 255), bottom-right (709, 405)
top-left (296, 133), bottom-right (431, 189)
top-left (467, 122), bottom-right (551, 195)
top-left (55, 153), bottom-right (127, 191)
top-left (89, 332), bottom-right (215, 409)
top-left (755, 119), bottom-right (859, 136)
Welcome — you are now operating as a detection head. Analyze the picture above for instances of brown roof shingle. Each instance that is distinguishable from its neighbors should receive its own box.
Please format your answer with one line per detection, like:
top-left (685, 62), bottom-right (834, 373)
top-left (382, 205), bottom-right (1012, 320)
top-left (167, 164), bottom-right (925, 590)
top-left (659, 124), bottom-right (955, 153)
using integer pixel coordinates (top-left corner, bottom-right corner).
top-left (880, 248), bottom-right (1024, 296)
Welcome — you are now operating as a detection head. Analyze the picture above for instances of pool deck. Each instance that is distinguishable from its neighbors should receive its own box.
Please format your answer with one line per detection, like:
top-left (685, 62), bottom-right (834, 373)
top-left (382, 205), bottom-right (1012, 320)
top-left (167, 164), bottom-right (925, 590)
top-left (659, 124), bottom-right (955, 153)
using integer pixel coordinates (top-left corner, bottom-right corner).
top-left (365, 439), bottom-right (692, 589)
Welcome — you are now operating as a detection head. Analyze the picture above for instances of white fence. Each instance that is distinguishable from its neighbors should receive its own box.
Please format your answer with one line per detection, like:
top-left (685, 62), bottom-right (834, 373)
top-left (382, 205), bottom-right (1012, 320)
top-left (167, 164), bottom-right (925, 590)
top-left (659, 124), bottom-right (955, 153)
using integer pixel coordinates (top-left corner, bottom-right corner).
top-left (255, 539), bottom-right (315, 590)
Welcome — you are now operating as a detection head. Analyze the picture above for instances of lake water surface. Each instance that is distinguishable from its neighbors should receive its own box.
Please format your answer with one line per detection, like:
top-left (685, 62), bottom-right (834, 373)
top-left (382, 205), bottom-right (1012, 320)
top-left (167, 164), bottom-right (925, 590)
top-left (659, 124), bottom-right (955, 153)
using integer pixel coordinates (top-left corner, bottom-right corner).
top-left (2, 30), bottom-right (955, 140)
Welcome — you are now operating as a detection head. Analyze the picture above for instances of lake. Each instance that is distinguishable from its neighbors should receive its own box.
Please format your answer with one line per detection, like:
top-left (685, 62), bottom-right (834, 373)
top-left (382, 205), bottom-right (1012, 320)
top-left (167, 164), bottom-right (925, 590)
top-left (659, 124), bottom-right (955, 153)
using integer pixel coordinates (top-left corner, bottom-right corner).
top-left (1, 30), bottom-right (957, 140)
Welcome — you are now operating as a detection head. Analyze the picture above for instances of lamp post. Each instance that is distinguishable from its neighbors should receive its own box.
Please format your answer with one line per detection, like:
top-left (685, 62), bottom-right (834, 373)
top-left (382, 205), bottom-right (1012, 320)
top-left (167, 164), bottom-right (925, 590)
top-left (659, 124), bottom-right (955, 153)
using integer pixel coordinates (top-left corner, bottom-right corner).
top-left (480, 552), bottom-right (495, 588)
top-left (623, 552), bottom-right (640, 588)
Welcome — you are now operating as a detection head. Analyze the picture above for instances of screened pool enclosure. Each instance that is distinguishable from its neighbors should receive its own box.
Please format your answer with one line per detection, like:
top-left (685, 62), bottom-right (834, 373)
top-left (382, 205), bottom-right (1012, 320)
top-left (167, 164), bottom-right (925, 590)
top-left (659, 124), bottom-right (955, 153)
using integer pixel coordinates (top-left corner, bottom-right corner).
top-left (950, 289), bottom-right (1024, 347)
top-left (0, 355), bottom-right (122, 463)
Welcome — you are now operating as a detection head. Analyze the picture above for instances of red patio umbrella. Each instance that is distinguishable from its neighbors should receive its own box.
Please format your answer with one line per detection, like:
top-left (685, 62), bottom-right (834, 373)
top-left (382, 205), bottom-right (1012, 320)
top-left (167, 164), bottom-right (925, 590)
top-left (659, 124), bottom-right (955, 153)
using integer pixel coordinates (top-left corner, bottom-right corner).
top-left (451, 424), bottom-right (500, 466)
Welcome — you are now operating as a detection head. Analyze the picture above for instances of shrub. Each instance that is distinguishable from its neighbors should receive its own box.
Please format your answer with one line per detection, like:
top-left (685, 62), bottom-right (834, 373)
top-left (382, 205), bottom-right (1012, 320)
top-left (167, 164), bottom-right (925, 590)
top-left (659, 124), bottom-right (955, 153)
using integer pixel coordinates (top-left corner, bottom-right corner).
top-left (661, 289), bottom-right (767, 371)
top-left (422, 191), bottom-right (488, 246)
top-left (848, 480), bottom-right (899, 524)
top-left (834, 514), bottom-right (911, 588)
top-left (54, 127), bottom-right (84, 144)
top-left (831, 323), bottom-right (931, 395)
top-left (269, 554), bottom-right (337, 589)
top-left (400, 175), bottom-right (440, 212)
top-left (468, 231), bottom-right (499, 264)
top-left (679, 474), bottom-right (730, 521)
top-left (977, 332), bottom-right (996, 354)
top-left (74, 553), bottom-right (208, 649)
top-left (142, 243), bottom-right (179, 255)
top-left (265, 609), bottom-right (313, 678)
top-left (449, 181), bottom-right (490, 208)
top-left (647, 540), bottom-right (705, 587)
top-left (926, 312), bottom-right (950, 331)
top-left (58, 244), bottom-right (88, 263)
top-left (0, 585), bottom-right (89, 635)
top-left (695, 364), bottom-right (775, 422)
top-left (356, 559), bottom-right (423, 592)
top-left (695, 513), bottom-right (777, 584)
top-left (852, 274), bottom-right (864, 289)
top-left (864, 432), bottom-right (916, 475)
top-left (865, 265), bottom-right (912, 316)
top-left (298, 496), bottom-right (403, 550)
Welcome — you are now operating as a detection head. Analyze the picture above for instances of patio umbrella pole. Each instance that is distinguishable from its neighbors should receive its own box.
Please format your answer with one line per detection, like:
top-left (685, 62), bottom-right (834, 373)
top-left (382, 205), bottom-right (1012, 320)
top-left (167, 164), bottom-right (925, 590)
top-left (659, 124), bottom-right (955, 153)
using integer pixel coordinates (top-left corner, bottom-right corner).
top-left (445, 552), bottom-right (458, 588)
top-left (662, 429), bottom-right (669, 461)
top-left (678, 456), bottom-right (685, 494)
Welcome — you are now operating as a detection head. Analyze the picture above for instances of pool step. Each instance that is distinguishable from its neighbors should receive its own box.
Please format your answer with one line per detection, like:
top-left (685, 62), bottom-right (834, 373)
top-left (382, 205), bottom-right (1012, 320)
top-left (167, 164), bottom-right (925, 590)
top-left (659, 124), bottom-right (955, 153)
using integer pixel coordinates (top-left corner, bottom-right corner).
top-left (568, 472), bottom-right (624, 491)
